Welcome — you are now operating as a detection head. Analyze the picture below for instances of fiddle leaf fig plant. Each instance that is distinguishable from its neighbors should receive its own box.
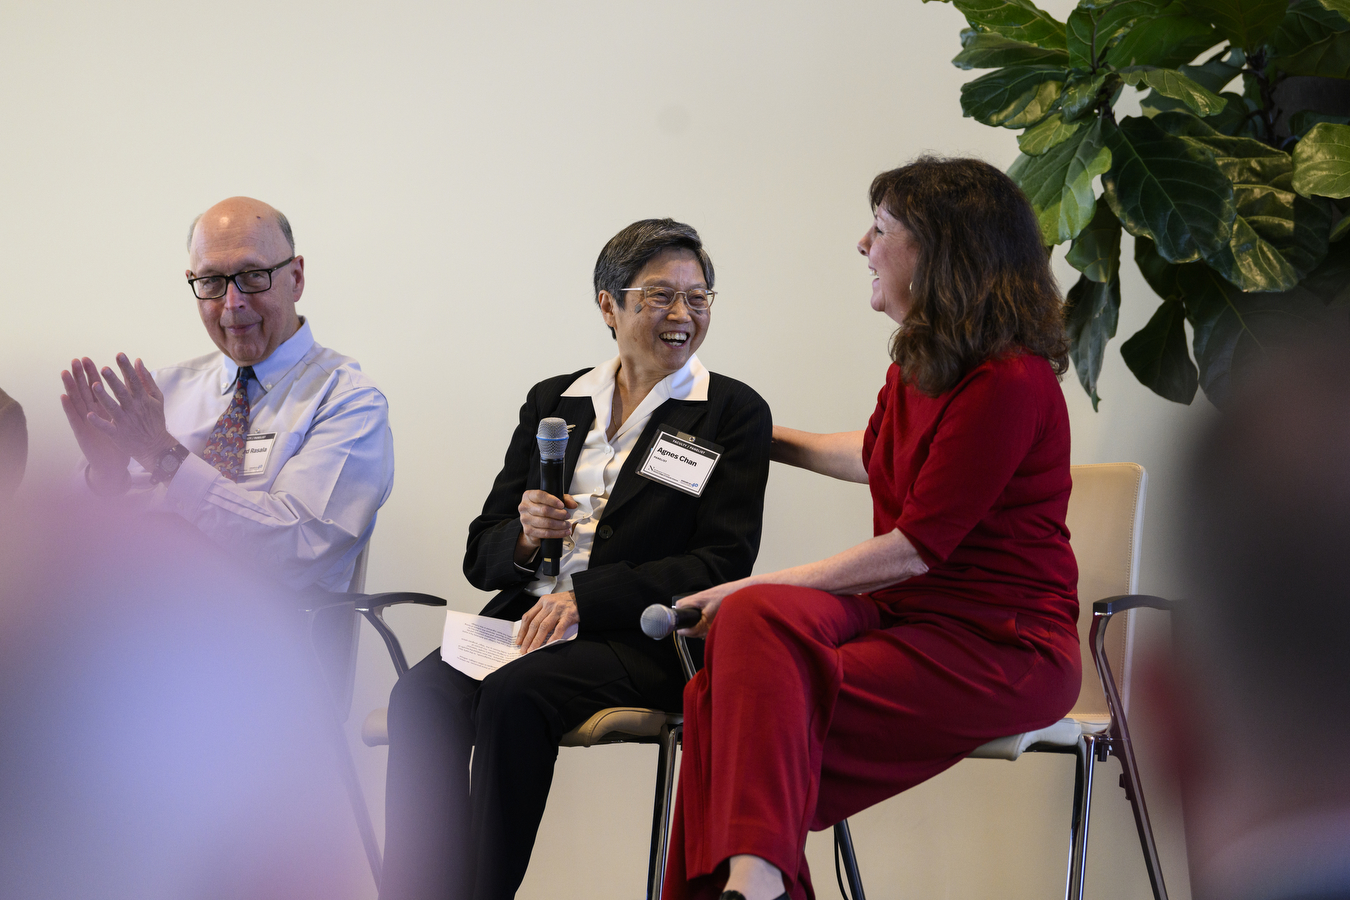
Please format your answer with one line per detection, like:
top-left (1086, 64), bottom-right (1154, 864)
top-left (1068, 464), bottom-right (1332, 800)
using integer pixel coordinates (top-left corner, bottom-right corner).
top-left (925, 0), bottom-right (1350, 409)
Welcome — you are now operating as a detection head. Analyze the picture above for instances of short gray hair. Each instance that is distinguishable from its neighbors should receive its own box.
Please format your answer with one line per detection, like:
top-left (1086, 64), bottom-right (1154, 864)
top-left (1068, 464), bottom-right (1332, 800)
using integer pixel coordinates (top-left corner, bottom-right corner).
top-left (186, 208), bottom-right (295, 254)
top-left (593, 218), bottom-right (714, 339)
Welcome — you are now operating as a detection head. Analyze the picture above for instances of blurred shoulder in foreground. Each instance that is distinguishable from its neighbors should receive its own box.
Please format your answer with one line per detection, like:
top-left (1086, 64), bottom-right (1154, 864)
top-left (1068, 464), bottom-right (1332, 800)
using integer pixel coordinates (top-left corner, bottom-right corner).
top-left (1172, 338), bottom-right (1350, 900)
top-left (0, 493), bottom-right (369, 900)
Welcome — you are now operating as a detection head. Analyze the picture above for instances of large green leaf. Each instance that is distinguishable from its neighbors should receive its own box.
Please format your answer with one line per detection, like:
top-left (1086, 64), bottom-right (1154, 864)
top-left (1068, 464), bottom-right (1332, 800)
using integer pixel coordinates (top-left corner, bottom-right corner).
top-left (1134, 234), bottom-right (1186, 300)
top-left (1140, 48), bottom-right (1247, 125)
top-left (1292, 122), bottom-right (1350, 198)
top-left (1308, 0), bottom-right (1350, 24)
top-left (1136, 238), bottom-right (1244, 404)
top-left (950, 0), bottom-right (1068, 49)
top-left (1172, 268), bottom-right (1244, 401)
top-left (1061, 72), bottom-right (1111, 120)
top-left (961, 65), bottom-right (1065, 128)
top-left (1101, 115), bottom-right (1236, 263)
top-left (1118, 66), bottom-right (1227, 116)
top-left (1009, 117), bottom-right (1112, 244)
top-left (1105, 2), bottom-right (1218, 68)
top-left (1018, 113), bottom-right (1084, 155)
top-left (1178, 46), bottom-right (1246, 94)
top-left (1270, 2), bottom-right (1350, 78)
top-left (1296, 239), bottom-right (1350, 305)
top-left (1181, 0), bottom-right (1290, 50)
top-left (1120, 300), bottom-right (1199, 403)
top-left (1158, 113), bottom-right (1331, 291)
top-left (1187, 273), bottom-right (1331, 406)
top-left (1136, 237), bottom-right (1332, 406)
top-left (1067, 0), bottom-right (1168, 68)
top-left (1066, 200), bottom-right (1122, 282)
top-left (1064, 271), bottom-right (1121, 410)
top-left (1289, 111), bottom-right (1350, 138)
top-left (952, 29), bottom-right (1072, 69)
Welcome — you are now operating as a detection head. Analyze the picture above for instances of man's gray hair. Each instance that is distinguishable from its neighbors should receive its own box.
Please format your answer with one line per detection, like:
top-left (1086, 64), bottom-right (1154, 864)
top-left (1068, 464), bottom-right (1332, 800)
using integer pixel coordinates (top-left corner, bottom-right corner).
top-left (593, 218), bottom-right (714, 339)
top-left (186, 208), bottom-right (296, 255)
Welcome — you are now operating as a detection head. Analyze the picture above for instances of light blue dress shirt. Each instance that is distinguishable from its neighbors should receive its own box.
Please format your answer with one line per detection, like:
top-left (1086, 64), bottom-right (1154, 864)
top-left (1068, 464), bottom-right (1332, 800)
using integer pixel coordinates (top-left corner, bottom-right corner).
top-left (83, 320), bottom-right (395, 591)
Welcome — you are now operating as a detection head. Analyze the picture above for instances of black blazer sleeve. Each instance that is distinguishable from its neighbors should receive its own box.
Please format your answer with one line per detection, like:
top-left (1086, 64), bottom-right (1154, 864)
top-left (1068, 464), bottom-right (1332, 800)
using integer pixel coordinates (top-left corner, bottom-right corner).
top-left (463, 372), bottom-right (582, 592)
top-left (569, 378), bottom-right (771, 632)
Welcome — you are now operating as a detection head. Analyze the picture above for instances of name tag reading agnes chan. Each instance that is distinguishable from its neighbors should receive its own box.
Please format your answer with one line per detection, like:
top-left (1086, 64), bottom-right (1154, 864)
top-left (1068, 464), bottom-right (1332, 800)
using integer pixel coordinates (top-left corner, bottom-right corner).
top-left (637, 429), bottom-right (723, 497)
top-left (240, 432), bottom-right (278, 478)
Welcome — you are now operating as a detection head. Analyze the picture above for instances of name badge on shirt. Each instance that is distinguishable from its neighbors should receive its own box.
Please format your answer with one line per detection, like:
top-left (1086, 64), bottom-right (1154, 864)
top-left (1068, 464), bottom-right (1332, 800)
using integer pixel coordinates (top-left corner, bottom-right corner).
top-left (637, 428), bottom-right (722, 497)
top-left (240, 432), bottom-right (278, 478)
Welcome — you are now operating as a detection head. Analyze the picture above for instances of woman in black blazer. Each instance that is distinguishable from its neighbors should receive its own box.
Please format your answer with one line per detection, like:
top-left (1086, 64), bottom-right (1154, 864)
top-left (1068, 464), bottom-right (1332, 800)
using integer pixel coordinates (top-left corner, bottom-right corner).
top-left (380, 219), bottom-right (772, 900)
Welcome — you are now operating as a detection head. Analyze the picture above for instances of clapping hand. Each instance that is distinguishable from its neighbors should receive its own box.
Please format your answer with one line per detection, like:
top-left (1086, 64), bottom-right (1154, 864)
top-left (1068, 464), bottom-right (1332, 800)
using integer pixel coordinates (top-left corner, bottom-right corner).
top-left (60, 354), bottom-right (175, 484)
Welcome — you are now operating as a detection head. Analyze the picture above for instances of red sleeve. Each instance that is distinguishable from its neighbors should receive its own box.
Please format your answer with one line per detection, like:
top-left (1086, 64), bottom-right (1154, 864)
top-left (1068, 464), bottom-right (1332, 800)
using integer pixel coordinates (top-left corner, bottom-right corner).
top-left (896, 360), bottom-right (1046, 565)
top-left (860, 365), bottom-right (897, 472)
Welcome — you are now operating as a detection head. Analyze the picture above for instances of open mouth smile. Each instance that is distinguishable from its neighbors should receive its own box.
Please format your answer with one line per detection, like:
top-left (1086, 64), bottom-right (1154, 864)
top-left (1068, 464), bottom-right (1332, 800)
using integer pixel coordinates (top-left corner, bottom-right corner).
top-left (660, 332), bottom-right (689, 347)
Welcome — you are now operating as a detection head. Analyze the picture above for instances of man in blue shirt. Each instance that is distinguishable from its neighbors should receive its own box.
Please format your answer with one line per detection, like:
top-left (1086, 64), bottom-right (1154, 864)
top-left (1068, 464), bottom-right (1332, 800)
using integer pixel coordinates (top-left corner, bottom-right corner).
top-left (60, 196), bottom-right (394, 591)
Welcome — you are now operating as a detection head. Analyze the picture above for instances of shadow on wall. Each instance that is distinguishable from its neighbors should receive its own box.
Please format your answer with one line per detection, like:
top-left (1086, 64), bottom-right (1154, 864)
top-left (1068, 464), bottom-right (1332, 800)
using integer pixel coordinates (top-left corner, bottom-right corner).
top-left (0, 492), bottom-right (365, 900)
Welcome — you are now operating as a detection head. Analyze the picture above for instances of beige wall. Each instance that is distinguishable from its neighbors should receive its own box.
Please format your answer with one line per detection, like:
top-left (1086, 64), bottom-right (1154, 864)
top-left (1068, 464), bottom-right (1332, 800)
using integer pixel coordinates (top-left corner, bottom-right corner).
top-left (2, 1), bottom-right (1206, 897)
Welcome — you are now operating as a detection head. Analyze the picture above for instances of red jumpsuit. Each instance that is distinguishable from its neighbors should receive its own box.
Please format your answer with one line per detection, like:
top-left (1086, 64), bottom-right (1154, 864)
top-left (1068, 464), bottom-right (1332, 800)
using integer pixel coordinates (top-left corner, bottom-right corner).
top-left (664, 354), bottom-right (1082, 900)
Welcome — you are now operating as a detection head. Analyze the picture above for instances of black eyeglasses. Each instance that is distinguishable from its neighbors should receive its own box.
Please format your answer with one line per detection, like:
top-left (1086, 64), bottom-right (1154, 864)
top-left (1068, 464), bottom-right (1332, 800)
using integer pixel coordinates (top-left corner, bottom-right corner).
top-left (187, 257), bottom-right (296, 300)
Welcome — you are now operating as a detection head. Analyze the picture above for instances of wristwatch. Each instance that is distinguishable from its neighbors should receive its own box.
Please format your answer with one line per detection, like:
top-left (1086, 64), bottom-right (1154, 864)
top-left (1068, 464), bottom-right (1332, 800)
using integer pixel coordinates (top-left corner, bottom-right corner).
top-left (149, 442), bottom-right (190, 484)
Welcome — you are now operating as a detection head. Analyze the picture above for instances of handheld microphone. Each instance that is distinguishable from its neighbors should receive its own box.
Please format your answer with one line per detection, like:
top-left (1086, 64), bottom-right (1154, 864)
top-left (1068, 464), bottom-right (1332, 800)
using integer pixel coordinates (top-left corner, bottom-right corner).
top-left (640, 604), bottom-right (702, 640)
top-left (536, 417), bottom-right (569, 576)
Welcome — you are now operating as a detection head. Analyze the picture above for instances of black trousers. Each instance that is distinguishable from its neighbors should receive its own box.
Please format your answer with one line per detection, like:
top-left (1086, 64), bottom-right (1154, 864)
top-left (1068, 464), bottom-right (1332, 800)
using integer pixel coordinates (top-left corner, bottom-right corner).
top-left (379, 638), bottom-right (665, 900)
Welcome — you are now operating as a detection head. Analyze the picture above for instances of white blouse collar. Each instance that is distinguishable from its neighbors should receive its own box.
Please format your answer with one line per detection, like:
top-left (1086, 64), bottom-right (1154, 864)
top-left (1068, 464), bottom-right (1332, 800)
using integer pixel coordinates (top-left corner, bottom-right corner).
top-left (561, 354), bottom-right (709, 402)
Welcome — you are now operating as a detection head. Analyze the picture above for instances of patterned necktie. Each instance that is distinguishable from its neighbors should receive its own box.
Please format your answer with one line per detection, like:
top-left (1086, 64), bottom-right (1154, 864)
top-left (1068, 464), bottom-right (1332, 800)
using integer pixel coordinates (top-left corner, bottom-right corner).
top-left (202, 366), bottom-right (254, 481)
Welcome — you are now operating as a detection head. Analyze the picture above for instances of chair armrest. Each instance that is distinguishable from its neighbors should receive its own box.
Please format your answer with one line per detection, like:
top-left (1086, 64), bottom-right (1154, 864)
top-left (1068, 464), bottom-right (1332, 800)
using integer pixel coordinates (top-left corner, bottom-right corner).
top-left (1092, 594), bottom-right (1175, 616)
top-left (1089, 593), bottom-right (1174, 755)
top-left (669, 593), bottom-right (704, 682)
top-left (674, 633), bottom-right (700, 682)
top-left (298, 590), bottom-right (357, 614)
top-left (353, 591), bottom-right (447, 614)
top-left (352, 592), bottom-right (450, 679)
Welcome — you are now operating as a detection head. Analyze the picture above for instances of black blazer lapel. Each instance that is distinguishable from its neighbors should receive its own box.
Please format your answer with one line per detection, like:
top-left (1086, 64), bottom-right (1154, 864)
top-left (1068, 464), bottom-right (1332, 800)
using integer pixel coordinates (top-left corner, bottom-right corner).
top-left (602, 398), bottom-right (708, 520)
top-left (551, 396), bottom-right (594, 487)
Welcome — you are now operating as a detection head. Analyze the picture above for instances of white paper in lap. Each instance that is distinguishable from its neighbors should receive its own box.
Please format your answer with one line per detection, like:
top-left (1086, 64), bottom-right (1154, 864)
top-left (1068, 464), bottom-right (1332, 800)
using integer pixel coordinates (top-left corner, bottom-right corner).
top-left (439, 609), bottom-right (578, 681)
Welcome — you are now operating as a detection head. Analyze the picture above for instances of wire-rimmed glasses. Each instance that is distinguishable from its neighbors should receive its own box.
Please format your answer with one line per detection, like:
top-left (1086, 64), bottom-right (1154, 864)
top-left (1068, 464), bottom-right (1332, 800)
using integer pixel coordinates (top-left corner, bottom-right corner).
top-left (619, 286), bottom-right (716, 311)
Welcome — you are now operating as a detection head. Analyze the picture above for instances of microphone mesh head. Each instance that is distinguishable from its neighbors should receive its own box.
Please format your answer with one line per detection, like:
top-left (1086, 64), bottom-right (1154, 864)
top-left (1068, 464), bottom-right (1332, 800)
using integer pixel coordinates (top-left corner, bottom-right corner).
top-left (640, 605), bottom-right (676, 640)
top-left (536, 417), bottom-right (569, 461)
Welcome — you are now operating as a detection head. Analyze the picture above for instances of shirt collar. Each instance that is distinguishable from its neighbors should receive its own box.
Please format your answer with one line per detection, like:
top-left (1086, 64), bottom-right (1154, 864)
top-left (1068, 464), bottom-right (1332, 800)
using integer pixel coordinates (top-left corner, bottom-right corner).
top-left (561, 354), bottom-right (709, 402)
top-left (217, 318), bottom-right (315, 395)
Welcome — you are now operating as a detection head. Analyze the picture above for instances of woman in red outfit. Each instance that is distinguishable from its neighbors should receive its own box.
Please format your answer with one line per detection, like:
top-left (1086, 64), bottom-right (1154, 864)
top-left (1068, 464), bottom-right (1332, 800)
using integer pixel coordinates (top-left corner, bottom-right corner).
top-left (663, 157), bottom-right (1081, 900)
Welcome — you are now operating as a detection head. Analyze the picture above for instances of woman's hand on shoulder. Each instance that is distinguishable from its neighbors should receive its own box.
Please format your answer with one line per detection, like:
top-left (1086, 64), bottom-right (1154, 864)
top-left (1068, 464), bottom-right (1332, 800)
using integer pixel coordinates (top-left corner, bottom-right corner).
top-left (513, 490), bottom-right (578, 564)
top-left (673, 577), bottom-right (752, 638)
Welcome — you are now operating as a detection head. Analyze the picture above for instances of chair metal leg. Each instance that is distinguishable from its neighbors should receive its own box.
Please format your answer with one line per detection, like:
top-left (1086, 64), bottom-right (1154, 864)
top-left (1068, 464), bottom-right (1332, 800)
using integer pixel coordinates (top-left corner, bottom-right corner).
top-left (1112, 722), bottom-right (1169, 900)
top-left (835, 818), bottom-right (866, 900)
top-left (1064, 733), bottom-right (1097, 900)
top-left (647, 722), bottom-right (682, 900)
top-left (329, 714), bottom-right (382, 889)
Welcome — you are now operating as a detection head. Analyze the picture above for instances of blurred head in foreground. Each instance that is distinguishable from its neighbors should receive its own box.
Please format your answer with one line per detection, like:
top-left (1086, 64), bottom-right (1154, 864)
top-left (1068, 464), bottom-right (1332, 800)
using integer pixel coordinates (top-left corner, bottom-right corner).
top-left (0, 496), bottom-right (365, 900)
top-left (1176, 340), bottom-right (1350, 900)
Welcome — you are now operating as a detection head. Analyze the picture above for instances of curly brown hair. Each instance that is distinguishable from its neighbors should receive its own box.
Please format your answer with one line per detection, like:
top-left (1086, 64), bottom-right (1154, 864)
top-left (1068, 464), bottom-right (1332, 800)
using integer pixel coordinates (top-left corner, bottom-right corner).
top-left (870, 156), bottom-right (1068, 396)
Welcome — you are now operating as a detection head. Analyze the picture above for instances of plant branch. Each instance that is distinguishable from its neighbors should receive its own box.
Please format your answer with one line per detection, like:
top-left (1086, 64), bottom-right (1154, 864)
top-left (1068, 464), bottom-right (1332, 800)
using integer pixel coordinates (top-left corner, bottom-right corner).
top-left (1246, 47), bottom-right (1281, 147)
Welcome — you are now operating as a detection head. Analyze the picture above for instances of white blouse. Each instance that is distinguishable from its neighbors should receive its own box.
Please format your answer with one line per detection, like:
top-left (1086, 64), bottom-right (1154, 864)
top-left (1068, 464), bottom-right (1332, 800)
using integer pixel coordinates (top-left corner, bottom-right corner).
top-left (525, 353), bottom-right (710, 597)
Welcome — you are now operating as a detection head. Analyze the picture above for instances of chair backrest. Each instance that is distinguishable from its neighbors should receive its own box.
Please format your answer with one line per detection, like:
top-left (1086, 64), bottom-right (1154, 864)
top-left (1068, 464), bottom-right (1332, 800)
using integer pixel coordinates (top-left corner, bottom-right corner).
top-left (1064, 463), bottom-right (1147, 720)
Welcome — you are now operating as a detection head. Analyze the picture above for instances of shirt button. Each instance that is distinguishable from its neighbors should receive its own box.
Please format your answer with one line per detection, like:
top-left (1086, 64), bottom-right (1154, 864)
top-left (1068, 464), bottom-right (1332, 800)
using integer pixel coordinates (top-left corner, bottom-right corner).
top-left (597, 525), bottom-right (613, 539)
